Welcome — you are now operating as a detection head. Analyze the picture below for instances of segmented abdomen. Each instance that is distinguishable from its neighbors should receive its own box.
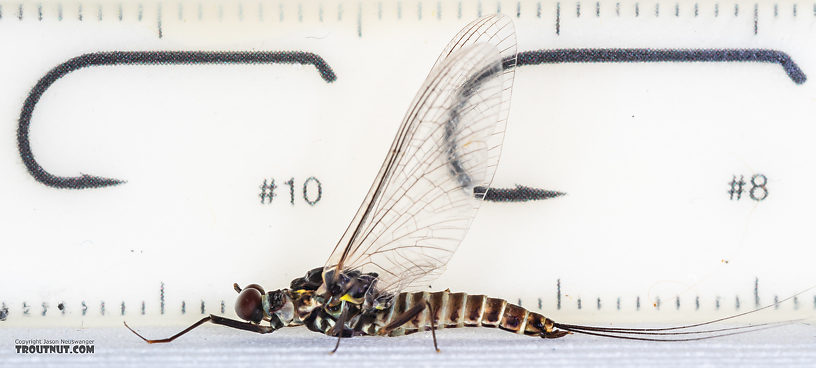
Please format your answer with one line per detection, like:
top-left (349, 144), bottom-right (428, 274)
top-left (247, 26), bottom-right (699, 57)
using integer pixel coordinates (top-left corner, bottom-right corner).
top-left (363, 291), bottom-right (556, 337)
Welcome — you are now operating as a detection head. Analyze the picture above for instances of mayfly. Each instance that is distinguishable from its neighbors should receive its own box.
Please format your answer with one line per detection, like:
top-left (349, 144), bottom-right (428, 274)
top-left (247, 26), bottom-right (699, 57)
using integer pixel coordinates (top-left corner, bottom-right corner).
top-left (125, 15), bottom-right (791, 350)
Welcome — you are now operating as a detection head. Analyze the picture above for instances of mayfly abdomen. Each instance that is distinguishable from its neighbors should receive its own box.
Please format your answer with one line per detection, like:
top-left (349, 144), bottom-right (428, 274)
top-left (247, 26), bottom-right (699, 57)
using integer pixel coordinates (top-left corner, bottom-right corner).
top-left (379, 290), bottom-right (556, 337)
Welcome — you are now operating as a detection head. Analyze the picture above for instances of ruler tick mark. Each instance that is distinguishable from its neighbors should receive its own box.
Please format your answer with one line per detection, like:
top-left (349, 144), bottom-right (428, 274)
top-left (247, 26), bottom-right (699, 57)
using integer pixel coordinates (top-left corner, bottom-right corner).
top-left (478, 0), bottom-right (482, 16)
top-left (238, 2), bottom-right (243, 21)
top-left (694, 3), bottom-right (698, 17)
top-left (555, 2), bottom-right (560, 35)
top-left (616, 2), bottom-right (620, 16)
top-left (537, 2), bottom-right (541, 17)
top-left (754, 4), bottom-right (758, 35)
top-left (438, 1), bottom-right (442, 19)
top-left (97, 4), bottom-right (102, 21)
top-left (17, 3), bottom-right (22, 20)
top-left (655, 3), bottom-right (659, 17)
top-left (177, 3), bottom-right (182, 21)
top-left (157, 3), bottom-right (162, 38)
top-left (160, 282), bottom-right (165, 315)
top-left (734, 3), bottom-right (739, 17)
top-left (635, 2), bottom-right (639, 17)
top-left (595, 1), bottom-right (599, 17)
top-left (418, 2), bottom-right (422, 20)
top-left (715, 3), bottom-right (719, 17)
top-left (38, 4), bottom-right (42, 21)
top-left (576, 1), bottom-right (580, 17)
top-left (675, 3), bottom-right (679, 17)
top-left (516, 1), bottom-right (521, 18)
top-left (774, 3), bottom-right (778, 17)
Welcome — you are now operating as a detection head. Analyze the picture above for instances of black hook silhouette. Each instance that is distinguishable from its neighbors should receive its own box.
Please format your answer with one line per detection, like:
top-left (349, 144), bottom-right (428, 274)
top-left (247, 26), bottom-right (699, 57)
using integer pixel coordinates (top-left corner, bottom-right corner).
top-left (478, 48), bottom-right (805, 202)
top-left (17, 51), bottom-right (336, 189)
top-left (17, 48), bottom-right (805, 196)
top-left (512, 48), bottom-right (806, 84)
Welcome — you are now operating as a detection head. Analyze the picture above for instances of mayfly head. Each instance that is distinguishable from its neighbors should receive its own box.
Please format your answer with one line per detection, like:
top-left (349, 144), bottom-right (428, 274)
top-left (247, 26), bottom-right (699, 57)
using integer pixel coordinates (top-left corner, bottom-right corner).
top-left (234, 284), bottom-right (295, 326)
top-left (234, 283), bottom-right (266, 323)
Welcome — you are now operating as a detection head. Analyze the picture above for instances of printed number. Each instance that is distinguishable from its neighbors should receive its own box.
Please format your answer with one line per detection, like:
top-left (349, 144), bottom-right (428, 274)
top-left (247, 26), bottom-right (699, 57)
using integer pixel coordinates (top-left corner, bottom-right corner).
top-left (749, 174), bottom-right (768, 201)
top-left (303, 177), bottom-right (323, 206)
top-left (285, 178), bottom-right (295, 205)
top-left (728, 173), bottom-right (767, 202)
top-left (259, 177), bottom-right (322, 206)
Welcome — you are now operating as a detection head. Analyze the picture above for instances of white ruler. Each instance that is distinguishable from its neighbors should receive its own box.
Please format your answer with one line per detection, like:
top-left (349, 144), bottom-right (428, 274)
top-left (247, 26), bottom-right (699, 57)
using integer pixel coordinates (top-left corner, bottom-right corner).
top-left (1, 0), bottom-right (815, 327)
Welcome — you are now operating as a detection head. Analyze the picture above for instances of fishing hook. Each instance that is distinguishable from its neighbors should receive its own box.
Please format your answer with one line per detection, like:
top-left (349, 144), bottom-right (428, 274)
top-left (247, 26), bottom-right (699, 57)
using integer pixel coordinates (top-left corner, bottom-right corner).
top-left (17, 50), bottom-right (336, 189)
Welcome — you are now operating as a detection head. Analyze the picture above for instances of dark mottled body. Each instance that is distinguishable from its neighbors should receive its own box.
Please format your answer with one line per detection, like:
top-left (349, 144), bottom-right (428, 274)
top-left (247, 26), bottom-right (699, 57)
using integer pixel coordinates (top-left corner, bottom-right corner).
top-left (285, 287), bottom-right (564, 339)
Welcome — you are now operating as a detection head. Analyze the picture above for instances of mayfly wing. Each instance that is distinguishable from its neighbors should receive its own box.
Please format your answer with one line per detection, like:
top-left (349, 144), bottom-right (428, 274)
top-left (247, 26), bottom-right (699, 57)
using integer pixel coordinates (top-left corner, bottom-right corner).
top-left (324, 15), bottom-right (517, 301)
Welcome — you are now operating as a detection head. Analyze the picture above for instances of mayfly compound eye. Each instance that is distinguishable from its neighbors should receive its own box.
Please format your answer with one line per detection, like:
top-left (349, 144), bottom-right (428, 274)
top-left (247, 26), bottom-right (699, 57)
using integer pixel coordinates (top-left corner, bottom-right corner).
top-left (235, 288), bottom-right (264, 323)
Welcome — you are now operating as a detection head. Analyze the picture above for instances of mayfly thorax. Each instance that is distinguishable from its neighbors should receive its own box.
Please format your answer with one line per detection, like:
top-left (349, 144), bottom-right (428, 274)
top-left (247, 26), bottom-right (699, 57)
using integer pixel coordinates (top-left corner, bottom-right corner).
top-left (124, 14), bottom-right (793, 350)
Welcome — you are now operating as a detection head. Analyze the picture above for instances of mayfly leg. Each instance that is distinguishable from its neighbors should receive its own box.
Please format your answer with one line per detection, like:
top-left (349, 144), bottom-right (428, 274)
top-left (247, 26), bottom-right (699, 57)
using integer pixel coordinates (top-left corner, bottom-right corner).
top-left (426, 301), bottom-right (440, 352)
top-left (330, 303), bottom-right (351, 354)
top-left (124, 314), bottom-right (276, 344)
